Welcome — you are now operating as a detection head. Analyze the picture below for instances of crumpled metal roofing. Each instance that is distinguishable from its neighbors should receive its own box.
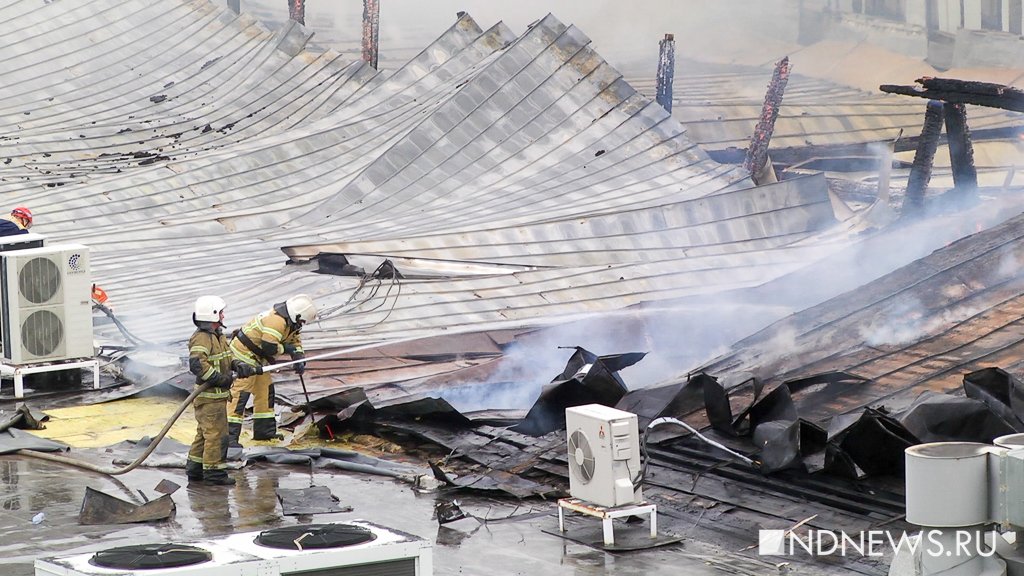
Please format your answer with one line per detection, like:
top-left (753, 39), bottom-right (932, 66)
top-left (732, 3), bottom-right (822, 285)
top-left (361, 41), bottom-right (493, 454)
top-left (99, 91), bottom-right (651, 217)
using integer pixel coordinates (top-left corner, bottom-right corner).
top-left (1, 1), bottom-right (881, 350)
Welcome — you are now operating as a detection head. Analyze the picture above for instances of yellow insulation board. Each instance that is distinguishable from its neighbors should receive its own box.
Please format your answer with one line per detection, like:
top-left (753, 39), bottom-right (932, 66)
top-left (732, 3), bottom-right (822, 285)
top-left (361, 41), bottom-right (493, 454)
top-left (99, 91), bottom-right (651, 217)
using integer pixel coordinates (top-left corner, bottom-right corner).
top-left (30, 397), bottom-right (198, 448)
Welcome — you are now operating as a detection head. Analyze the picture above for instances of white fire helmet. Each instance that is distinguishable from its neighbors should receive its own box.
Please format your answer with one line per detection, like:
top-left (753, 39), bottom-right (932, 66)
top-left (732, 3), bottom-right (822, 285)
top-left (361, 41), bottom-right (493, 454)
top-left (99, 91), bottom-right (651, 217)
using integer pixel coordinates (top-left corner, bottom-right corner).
top-left (194, 295), bottom-right (226, 323)
top-left (285, 294), bottom-right (317, 325)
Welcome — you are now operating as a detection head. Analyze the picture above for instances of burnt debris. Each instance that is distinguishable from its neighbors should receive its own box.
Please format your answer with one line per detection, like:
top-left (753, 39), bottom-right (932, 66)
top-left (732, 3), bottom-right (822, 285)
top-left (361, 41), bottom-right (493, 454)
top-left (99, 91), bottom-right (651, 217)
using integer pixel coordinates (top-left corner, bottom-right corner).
top-left (880, 77), bottom-right (1024, 112)
top-left (743, 56), bottom-right (790, 184)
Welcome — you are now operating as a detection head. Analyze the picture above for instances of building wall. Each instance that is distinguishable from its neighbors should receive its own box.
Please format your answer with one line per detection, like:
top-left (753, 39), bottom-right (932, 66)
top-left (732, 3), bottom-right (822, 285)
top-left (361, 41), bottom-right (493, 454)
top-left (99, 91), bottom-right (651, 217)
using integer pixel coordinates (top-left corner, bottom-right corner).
top-left (832, 0), bottom-right (1024, 32)
top-left (906, 0), bottom-right (928, 27)
top-left (827, 0), bottom-right (1024, 68)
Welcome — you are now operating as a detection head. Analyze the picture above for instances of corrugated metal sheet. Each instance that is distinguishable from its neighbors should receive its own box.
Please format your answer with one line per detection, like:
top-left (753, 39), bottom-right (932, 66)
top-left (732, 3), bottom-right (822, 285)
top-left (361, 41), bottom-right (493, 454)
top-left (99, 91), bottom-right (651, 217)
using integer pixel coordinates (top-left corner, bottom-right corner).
top-left (0, 1), bottom-right (882, 350)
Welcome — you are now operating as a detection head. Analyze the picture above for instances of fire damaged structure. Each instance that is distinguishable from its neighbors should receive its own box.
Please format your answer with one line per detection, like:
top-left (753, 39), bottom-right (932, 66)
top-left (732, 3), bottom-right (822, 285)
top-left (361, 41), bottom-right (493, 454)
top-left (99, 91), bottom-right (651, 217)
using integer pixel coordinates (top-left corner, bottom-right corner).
top-left (3, 1), bottom-right (1024, 576)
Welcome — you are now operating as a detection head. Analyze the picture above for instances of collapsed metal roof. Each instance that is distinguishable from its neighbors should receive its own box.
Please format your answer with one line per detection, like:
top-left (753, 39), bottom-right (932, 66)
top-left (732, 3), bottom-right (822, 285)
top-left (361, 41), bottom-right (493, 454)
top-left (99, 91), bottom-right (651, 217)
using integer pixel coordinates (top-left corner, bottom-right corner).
top-left (0, 0), bottom-right (891, 351)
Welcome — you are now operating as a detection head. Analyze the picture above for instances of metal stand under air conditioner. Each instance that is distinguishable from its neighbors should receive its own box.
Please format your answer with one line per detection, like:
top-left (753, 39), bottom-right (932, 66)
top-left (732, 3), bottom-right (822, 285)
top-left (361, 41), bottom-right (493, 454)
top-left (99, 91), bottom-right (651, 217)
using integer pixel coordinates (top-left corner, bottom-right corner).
top-left (557, 498), bottom-right (657, 546)
top-left (1, 358), bottom-right (100, 399)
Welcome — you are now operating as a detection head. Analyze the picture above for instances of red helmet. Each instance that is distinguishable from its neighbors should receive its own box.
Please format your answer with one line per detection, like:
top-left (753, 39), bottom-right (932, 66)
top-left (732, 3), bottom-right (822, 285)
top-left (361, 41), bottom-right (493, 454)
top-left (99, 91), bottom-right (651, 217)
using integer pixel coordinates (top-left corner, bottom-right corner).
top-left (11, 207), bottom-right (31, 227)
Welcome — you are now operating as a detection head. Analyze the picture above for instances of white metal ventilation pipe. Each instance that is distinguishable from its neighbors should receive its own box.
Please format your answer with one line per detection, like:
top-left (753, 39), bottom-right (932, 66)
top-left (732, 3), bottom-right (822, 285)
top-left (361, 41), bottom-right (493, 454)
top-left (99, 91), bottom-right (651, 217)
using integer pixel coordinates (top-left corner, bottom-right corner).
top-left (993, 434), bottom-right (1024, 576)
top-left (888, 440), bottom-right (1007, 569)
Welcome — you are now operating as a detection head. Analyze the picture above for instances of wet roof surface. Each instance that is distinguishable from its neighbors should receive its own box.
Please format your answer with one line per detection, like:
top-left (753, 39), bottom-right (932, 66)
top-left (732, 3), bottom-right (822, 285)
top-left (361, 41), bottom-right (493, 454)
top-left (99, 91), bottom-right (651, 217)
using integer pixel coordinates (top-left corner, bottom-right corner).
top-left (5, 2), bottom-right (1024, 575)
top-left (0, 451), bottom-right (796, 576)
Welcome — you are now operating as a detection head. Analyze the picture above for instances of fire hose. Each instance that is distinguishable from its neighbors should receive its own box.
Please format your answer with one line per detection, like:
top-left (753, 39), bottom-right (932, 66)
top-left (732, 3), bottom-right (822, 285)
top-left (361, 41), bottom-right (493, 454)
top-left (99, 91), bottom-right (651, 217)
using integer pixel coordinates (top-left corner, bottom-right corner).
top-left (17, 383), bottom-right (211, 475)
top-left (15, 337), bottom-right (429, 476)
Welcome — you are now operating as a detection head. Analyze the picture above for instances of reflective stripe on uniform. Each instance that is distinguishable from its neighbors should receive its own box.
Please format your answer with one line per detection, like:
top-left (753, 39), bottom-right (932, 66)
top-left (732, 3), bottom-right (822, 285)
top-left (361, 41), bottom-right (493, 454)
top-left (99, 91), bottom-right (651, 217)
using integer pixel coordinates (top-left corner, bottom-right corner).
top-left (253, 411), bottom-right (275, 419)
top-left (196, 384), bottom-right (230, 398)
top-left (229, 338), bottom-right (261, 366)
top-left (198, 390), bottom-right (230, 400)
top-left (251, 314), bottom-right (284, 341)
top-left (227, 415), bottom-right (244, 424)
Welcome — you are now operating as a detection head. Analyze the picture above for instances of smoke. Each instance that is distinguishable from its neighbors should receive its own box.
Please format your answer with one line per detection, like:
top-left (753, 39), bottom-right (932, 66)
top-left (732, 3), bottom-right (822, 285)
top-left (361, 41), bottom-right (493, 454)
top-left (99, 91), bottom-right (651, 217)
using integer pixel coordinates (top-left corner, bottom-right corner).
top-left (439, 299), bottom-right (796, 411)
top-left (861, 298), bottom-right (984, 347)
top-left (234, 0), bottom-right (800, 75)
top-left (998, 248), bottom-right (1022, 279)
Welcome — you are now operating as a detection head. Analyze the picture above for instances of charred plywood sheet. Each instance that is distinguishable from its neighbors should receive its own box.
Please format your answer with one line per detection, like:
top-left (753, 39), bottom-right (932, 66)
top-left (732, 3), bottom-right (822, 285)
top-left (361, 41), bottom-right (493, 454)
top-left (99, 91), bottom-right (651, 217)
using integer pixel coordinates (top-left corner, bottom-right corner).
top-left (0, 2), bottom-right (888, 354)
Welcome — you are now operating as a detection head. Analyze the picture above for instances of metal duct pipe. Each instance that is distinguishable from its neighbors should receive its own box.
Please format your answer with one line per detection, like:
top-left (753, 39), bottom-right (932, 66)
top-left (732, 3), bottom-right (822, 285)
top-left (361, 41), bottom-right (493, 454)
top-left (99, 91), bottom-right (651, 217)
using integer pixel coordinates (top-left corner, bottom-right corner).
top-left (893, 443), bottom-right (1006, 576)
top-left (228, 0), bottom-right (240, 14)
top-left (655, 34), bottom-right (675, 113)
top-left (905, 443), bottom-right (990, 527)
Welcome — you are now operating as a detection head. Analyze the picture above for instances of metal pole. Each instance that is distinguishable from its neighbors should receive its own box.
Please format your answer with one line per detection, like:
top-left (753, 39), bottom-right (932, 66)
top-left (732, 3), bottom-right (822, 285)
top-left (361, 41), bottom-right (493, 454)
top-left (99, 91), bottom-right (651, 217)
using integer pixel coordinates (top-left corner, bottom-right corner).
top-left (227, 0), bottom-right (240, 14)
top-left (655, 34), bottom-right (675, 113)
top-left (297, 372), bottom-right (325, 436)
top-left (362, 0), bottom-right (380, 69)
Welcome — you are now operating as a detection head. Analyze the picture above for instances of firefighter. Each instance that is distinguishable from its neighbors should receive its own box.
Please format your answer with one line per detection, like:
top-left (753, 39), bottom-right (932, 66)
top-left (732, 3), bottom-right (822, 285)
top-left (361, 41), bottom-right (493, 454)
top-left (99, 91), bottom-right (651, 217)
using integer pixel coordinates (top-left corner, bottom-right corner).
top-left (227, 294), bottom-right (317, 445)
top-left (0, 206), bottom-right (32, 236)
top-left (185, 295), bottom-right (257, 486)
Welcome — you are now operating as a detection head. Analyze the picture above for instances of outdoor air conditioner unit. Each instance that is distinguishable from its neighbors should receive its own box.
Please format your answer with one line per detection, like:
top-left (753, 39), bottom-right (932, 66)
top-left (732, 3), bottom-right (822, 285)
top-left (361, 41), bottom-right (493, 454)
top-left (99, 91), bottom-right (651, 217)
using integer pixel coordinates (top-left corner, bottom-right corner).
top-left (34, 521), bottom-right (433, 576)
top-left (0, 231), bottom-right (44, 252)
top-left (0, 244), bottom-right (92, 364)
top-left (566, 404), bottom-right (643, 508)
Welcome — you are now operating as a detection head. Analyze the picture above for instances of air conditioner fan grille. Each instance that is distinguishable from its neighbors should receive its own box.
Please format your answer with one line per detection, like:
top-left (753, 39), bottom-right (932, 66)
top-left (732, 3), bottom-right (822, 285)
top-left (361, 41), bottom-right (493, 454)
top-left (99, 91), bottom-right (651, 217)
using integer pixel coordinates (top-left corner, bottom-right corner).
top-left (21, 309), bottom-right (63, 357)
top-left (568, 429), bottom-right (596, 483)
top-left (90, 544), bottom-right (211, 569)
top-left (18, 256), bottom-right (60, 304)
top-left (255, 523), bottom-right (376, 550)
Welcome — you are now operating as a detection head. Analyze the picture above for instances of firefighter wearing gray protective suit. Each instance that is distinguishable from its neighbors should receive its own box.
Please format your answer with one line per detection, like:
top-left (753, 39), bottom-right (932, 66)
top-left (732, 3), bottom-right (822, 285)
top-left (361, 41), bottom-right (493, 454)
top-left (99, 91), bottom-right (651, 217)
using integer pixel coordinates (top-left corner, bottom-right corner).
top-left (227, 294), bottom-right (317, 445)
top-left (185, 295), bottom-right (257, 486)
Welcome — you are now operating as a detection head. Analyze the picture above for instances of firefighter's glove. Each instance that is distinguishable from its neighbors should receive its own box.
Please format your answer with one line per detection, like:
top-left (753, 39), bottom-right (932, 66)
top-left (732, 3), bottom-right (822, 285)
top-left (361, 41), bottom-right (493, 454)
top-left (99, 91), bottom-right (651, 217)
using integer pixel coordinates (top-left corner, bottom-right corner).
top-left (291, 351), bottom-right (306, 375)
top-left (212, 371), bottom-right (234, 389)
top-left (233, 361), bottom-right (258, 379)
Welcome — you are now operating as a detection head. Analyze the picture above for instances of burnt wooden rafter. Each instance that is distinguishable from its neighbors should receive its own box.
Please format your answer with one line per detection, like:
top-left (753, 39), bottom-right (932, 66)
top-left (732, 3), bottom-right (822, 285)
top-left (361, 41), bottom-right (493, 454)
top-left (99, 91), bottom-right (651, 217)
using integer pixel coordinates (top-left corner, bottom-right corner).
top-left (880, 77), bottom-right (1024, 113)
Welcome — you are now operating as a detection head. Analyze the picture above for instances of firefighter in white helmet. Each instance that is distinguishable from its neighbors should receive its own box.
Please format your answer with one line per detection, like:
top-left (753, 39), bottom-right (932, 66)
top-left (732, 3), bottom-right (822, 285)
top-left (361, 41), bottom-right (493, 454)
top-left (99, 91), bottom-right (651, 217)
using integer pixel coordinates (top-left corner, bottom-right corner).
top-left (227, 294), bottom-right (317, 445)
top-left (186, 295), bottom-right (257, 486)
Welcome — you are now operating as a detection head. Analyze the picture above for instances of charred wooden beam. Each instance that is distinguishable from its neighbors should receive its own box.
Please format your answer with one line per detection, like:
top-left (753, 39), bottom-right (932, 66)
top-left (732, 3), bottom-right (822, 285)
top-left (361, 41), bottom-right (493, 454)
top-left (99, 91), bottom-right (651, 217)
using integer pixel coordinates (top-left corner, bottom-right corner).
top-left (744, 56), bottom-right (791, 183)
top-left (879, 77), bottom-right (1024, 113)
top-left (655, 34), bottom-right (675, 113)
top-left (904, 101), bottom-right (945, 216)
top-left (362, 0), bottom-right (381, 69)
top-left (705, 126), bottom-right (1022, 167)
top-left (288, 0), bottom-right (304, 25)
top-left (944, 102), bottom-right (978, 193)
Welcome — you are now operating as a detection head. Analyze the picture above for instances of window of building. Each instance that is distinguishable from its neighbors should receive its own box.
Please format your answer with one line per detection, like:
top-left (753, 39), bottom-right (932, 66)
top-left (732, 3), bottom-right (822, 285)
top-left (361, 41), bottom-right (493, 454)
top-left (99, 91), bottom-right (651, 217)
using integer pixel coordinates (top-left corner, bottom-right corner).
top-left (981, 0), bottom-right (1003, 30)
top-left (865, 0), bottom-right (906, 21)
top-left (925, 0), bottom-right (939, 30)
